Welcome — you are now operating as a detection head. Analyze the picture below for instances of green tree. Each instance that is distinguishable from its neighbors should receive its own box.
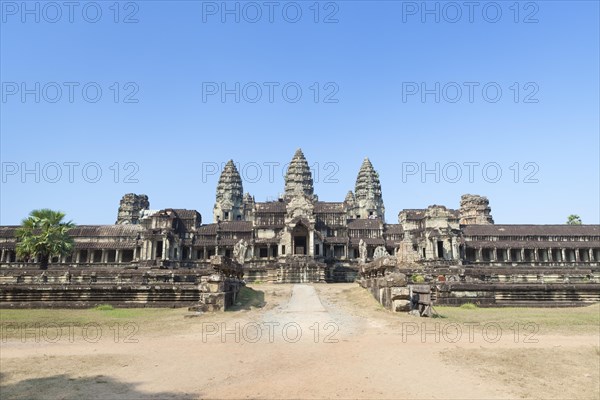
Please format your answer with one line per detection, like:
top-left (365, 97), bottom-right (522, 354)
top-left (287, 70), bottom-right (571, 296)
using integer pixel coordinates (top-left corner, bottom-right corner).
top-left (15, 209), bottom-right (75, 269)
top-left (566, 214), bottom-right (582, 225)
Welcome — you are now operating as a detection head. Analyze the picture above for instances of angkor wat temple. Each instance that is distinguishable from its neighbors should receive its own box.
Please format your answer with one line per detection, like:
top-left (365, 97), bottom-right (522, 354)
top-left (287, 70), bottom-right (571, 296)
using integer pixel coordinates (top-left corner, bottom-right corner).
top-left (1, 149), bottom-right (599, 308)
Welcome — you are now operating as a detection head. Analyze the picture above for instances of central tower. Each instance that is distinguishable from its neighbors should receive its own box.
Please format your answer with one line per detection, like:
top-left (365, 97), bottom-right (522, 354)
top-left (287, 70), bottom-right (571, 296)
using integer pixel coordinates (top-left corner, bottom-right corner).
top-left (213, 160), bottom-right (244, 222)
top-left (284, 148), bottom-right (315, 201)
top-left (352, 158), bottom-right (385, 220)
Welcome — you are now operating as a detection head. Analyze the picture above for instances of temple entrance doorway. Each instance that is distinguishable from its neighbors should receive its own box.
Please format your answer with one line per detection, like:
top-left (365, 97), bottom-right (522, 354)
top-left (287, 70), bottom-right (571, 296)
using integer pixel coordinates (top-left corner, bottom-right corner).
top-left (292, 224), bottom-right (309, 255)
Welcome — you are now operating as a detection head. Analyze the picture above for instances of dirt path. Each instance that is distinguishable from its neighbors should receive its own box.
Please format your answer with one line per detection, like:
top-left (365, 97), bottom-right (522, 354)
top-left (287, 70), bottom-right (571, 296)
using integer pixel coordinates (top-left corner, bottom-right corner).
top-left (1, 284), bottom-right (598, 399)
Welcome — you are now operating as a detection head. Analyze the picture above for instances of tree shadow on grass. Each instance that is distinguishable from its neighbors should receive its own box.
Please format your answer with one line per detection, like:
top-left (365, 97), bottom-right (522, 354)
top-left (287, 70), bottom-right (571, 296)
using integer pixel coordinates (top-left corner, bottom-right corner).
top-left (227, 286), bottom-right (265, 311)
top-left (0, 372), bottom-right (197, 400)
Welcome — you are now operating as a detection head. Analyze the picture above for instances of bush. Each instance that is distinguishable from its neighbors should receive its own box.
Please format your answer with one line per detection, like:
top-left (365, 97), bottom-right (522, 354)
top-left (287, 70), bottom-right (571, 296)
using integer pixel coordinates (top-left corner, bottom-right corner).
top-left (460, 302), bottom-right (478, 310)
top-left (412, 274), bottom-right (425, 283)
top-left (93, 304), bottom-right (115, 311)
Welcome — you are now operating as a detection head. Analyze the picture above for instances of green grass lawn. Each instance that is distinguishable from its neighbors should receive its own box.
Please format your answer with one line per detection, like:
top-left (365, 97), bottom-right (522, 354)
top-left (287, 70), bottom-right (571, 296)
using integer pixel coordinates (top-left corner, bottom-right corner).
top-left (434, 303), bottom-right (600, 335)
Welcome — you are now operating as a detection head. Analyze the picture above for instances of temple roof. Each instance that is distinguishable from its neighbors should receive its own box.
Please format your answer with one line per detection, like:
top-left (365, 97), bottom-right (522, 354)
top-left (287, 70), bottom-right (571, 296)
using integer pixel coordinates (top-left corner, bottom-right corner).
top-left (314, 202), bottom-right (345, 213)
top-left (462, 224), bottom-right (600, 237)
top-left (255, 202), bottom-right (286, 213)
top-left (0, 225), bottom-right (144, 238)
top-left (197, 221), bottom-right (253, 234)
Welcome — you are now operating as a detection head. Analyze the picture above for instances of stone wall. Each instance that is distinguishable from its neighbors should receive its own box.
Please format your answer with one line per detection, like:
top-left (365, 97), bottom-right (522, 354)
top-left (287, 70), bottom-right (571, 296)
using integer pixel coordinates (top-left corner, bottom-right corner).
top-left (0, 256), bottom-right (243, 311)
top-left (357, 256), bottom-right (422, 313)
top-left (358, 256), bottom-right (600, 308)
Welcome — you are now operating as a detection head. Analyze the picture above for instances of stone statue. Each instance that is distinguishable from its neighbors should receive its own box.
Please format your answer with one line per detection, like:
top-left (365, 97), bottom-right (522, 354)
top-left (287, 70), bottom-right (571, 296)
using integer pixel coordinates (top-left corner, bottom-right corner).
top-left (233, 239), bottom-right (248, 264)
top-left (373, 245), bottom-right (389, 259)
top-left (359, 239), bottom-right (368, 264)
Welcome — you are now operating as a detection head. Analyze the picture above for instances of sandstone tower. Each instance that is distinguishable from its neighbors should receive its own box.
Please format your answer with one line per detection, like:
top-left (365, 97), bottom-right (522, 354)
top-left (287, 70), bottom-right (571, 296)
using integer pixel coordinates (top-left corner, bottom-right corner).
top-left (116, 193), bottom-right (149, 224)
top-left (284, 149), bottom-right (315, 201)
top-left (350, 158), bottom-right (385, 220)
top-left (459, 194), bottom-right (494, 225)
top-left (213, 160), bottom-right (244, 222)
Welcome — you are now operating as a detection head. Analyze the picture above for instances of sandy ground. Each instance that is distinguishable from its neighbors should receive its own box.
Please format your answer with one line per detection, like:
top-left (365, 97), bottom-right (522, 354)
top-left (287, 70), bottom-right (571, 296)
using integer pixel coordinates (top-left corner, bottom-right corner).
top-left (1, 283), bottom-right (599, 399)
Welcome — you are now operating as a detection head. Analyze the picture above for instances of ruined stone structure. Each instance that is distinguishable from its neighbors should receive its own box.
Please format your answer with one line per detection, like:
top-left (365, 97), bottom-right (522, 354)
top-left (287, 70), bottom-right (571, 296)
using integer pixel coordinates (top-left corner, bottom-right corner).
top-left (1, 149), bottom-right (599, 306)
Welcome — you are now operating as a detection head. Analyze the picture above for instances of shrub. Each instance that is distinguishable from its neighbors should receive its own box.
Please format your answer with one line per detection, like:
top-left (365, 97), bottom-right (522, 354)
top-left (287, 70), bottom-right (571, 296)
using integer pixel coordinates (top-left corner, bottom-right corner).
top-left (460, 302), bottom-right (478, 310)
top-left (412, 274), bottom-right (425, 283)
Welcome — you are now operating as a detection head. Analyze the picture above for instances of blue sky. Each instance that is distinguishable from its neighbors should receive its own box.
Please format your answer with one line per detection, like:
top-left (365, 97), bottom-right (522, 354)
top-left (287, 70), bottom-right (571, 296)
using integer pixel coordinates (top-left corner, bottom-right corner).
top-left (1, 0), bottom-right (599, 225)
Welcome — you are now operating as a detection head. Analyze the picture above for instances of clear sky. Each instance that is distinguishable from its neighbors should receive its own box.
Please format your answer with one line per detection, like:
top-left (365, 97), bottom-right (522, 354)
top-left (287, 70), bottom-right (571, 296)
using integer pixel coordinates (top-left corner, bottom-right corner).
top-left (1, 0), bottom-right (599, 226)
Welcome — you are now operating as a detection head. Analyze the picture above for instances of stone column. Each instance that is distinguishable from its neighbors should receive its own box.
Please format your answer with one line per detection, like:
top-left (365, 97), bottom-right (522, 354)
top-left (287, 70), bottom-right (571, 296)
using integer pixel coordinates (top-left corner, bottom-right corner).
top-left (492, 247), bottom-right (497, 262)
top-left (162, 240), bottom-right (168, 260)
top-left (476, 248), bottom-right (482, 262)
top-left (589, 248), bottom-right (594, 262)
top-left (309, 231), bottom-right (314, 257)
top-left (548, 248), bottom-right (553, 262)
top-left (533, 249), bottom-right (538, 262)
top-left (116, 249), bottom-right (121, 264)
top-left (575, 249), bottom-right (580, 262)
top-left (561, 248), bottom-right (566, 263)
top-left (507, 248), bottom-right (512, 262)
top-left (451, 237), bottom-right (459, 260)
top-left (520, 248), bottom-right (525, 262)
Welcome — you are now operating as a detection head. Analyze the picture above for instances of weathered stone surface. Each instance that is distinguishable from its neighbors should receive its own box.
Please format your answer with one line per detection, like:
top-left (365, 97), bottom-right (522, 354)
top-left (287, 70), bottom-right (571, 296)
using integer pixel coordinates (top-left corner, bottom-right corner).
top-left (116, 193), bottom-right (149, 224)
top-left (214, 160), bottom-right (244, 222)
top-left (385, 273), bottom-right (407, 287)
top-left (393, 299), bottom-right (411, 312)
top-left (391, 286), bottom-right (410, 299)
top-left (459, 194), bottom-right (494, 225)
top-left (284, 149), bottom-right (315, 200)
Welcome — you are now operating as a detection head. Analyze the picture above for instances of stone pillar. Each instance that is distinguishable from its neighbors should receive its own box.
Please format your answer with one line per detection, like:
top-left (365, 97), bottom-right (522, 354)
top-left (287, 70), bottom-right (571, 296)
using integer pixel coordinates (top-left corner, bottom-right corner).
top-left (329, 245), bottom-right (334, 258)
top-left (561, 248), bottom-right (566, 263)
top-left (575, 249), bottom-right (580, 262)
top-left (533, 249), bottom-right (538, 262)
top-left (492, 247), bottom-right (497, 262)
top-left (0, 249), bottom-right (5, 263)
top-left (476, 248), bottom-right (482, 262)
top-left (309, 231), bottom-right (314, 257)
top-left (116, 249), bottom-right (121, 264)
top-left (548, 248), bottom-right (553, 262)
top-left (451, 237), bottom-right (458, 260)
top-left (589, 248), bottom-right (594, 262)
top-left (506, 248), bottom-right (512, 262)
top-left (520, 248), bottom-right (525, 262)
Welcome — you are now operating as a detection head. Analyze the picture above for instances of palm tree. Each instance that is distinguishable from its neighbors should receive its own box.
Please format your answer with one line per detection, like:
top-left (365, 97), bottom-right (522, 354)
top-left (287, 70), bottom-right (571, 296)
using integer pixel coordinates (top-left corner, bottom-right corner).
top-left (567, 214), bottom-right (582, 225)
top-left (15, 209), bottom-right (75, 269)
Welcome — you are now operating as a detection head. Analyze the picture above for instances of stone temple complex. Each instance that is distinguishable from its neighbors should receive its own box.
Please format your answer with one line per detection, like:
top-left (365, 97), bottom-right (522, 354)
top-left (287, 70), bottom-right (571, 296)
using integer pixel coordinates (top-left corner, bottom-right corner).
top-left (0, 149), bottom-right (599, 308)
